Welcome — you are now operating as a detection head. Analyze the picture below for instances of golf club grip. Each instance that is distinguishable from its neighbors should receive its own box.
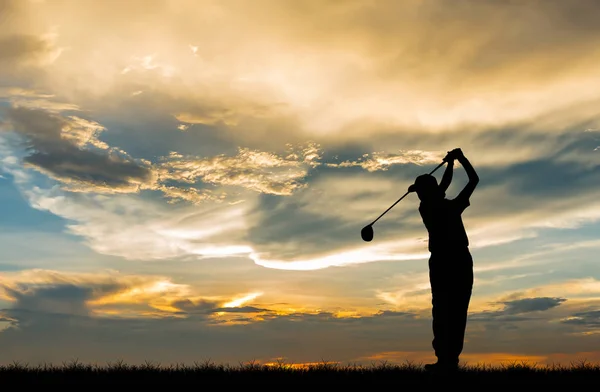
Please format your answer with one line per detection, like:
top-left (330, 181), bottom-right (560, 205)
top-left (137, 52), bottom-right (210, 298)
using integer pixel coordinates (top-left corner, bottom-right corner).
top-left (369, 160), bottom-right (446, 226)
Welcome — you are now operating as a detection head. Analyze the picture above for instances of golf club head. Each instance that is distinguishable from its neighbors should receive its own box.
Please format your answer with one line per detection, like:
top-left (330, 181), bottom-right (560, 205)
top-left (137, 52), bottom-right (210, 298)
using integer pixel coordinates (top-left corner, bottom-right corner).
top-left (361, 225), bottom-right (374, 242)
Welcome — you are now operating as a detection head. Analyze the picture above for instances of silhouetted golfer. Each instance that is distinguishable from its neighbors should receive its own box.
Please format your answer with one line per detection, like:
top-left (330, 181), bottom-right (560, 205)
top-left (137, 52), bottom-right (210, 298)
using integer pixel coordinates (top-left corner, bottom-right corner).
top-left (408, 148), bottom-right (479, 372)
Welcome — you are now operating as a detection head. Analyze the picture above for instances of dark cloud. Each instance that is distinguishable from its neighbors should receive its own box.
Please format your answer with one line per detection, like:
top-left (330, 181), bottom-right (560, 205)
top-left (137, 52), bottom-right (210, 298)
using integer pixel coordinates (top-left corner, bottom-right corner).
top-left (501, 297), bottom-right (567, 314)
top-left (7, 284), bottom-right (93, 306)
top-left (24, 145), bottom-right (154, 190)
top-left (561, 310), bottom-right (600, 328)
top-left (0, 3), bottom-right (59, 87)
top-left (0, 34), bottom-right (51, 64)
top-left (1, 106), bottom-right (156, 193)
top-left (0, 281), bottom-right (129, 319)
top-left (170, 298), bottom-right (406, 318)
top-left (469, 297), bottom-right (567, 324)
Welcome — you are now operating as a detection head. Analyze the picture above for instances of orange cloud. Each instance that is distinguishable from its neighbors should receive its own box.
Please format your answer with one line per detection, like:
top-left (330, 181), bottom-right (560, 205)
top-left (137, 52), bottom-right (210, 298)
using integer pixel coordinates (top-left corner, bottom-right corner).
top-left (0, 269), bottom-right (267, 319)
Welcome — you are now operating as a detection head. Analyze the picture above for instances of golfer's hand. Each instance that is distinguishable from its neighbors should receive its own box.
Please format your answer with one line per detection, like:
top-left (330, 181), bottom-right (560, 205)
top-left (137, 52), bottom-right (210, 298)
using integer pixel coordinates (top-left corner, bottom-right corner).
top-left (443, 149), bottom-right (459, 162)
top-left (446, 148), bottom-right (464, 161)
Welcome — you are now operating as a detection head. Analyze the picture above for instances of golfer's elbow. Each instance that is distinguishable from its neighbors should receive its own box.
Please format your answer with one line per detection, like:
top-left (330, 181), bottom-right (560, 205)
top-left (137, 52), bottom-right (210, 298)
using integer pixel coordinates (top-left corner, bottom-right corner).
top-left (467, 167), bottom-right (479, 184)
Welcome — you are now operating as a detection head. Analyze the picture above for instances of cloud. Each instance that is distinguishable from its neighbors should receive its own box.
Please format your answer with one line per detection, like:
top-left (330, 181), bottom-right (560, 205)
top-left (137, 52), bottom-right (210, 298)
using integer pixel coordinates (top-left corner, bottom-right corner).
top-left (242, 146), bottom-right (600, 268)
top-left (251, 245), bottom-right (429, 271)
top-left (326, 150), bottom-right (444, 172)
top-left (0, 269), bottom-right (266, 320)
top-left (3, 103), bottom-right (600, 270)
top-left (0, 6), bottom-right (66, 86)
top-left (488, 277), bottom-right (600, 303)
top-left (19, 185), bottom-right (254, 260)
top-left (1, 270), bottom-right (600, 366)
top-left (3, 0), bottom-right (597, 136)
top-left (1, 106), bottom-right (158, 194)
top-left (0, 0), bottom-right (599, 275)
top-left (121, 54), bottom-right (176, 78)
top-left (156, 184), bottom-right (225, 205)
top-left (376, 282), bottom-right (432, 313)
top-left (499, 297), bottom-right (567, 315)
top-left (0, 96), bottom-right (325, 204)
top-left (0, 33), bottom-right (59, 66)
top-left (0, 86), bottom-right (54, 99)
top-left (562, 311), bottom-right (600, 328)
top-left (5, 284), bottom-right (95, 317)
top-left (16, 143), bottom-right (598, 270)
top-left (9, 97), bottom-right (80, 113)
top-left (174, 104), bottom-right (277, 127)
top-left (158, 143), bottom-right (322, 196)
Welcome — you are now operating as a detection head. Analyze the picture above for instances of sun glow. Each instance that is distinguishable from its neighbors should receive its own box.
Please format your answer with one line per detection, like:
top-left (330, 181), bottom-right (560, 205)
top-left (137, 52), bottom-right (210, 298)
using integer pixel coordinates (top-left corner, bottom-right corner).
top-left (222, 292), bottom-right (263, 308)
top-left (87, 280), bottom-right (189, 307)
top-left (249, 245), bottom-right (429, 271)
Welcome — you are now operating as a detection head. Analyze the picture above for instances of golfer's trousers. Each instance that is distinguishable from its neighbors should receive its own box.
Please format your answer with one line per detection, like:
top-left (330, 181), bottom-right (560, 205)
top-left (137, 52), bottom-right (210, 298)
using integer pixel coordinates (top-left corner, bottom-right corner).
top-left (428, 248), bottom-right (473, 364)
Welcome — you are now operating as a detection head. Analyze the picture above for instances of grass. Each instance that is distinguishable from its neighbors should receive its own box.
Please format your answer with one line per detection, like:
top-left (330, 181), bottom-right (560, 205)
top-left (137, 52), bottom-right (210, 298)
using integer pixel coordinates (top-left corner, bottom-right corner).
top-left (2, 359), bottom-right (599, 385)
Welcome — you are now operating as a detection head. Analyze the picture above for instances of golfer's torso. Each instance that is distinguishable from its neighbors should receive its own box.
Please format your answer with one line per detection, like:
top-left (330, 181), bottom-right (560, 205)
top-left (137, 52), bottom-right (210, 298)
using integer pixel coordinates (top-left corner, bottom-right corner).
top-left (419, 199), bottom-right (469, 253)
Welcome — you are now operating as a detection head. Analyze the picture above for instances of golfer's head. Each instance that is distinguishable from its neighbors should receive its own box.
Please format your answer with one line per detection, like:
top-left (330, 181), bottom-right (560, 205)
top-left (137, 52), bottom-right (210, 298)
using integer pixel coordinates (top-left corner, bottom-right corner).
top-left (413, 174), bottom-right (442, 201)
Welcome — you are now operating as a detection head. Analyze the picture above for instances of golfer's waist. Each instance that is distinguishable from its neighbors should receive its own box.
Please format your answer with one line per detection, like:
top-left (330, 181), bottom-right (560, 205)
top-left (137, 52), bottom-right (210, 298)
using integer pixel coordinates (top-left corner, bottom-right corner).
top-left (428, 239), bottom-right (469, 252)
top-left (429, 246), bottom-right (471, 257)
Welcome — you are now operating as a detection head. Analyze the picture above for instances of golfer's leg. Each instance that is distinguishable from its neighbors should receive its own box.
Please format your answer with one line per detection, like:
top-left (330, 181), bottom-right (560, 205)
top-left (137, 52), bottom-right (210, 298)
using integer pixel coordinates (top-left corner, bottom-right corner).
top-left (430, 269), bottom-right (449, 362)
top-left (450, 264), bottom-right (474, 362)
top-left (431, 288), bottom-right (440, 359)
top-left (450, 287), bottom-right (472, 362)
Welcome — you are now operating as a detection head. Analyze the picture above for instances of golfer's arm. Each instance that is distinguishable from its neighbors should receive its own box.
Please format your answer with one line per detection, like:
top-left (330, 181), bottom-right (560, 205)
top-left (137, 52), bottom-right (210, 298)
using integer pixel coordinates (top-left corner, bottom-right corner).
top-left (460, 156), bottom-right (479, 183)
top-left (438, 160), bottom-right (454, 193)
top-left (457, 156), bottom-right (479, 199)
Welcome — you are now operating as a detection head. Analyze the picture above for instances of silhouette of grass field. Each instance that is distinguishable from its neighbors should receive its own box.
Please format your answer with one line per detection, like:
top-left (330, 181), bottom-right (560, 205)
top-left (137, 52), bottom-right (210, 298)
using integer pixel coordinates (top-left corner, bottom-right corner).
top-left (2, 359), bottom-right (599, 385)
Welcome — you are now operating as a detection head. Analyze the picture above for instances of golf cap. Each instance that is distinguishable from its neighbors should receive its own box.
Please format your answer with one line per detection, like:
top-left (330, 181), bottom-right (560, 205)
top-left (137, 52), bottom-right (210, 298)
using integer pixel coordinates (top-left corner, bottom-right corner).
top-left (409, 174), bottom-right (438, 192)
top-left (413, 174), bottom-right (437, 190)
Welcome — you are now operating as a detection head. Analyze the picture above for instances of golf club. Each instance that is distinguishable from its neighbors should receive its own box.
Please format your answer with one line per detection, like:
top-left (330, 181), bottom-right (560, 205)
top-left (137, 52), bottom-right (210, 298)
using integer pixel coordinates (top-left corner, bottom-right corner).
top-left (361, 160), bottom-right (446, 242)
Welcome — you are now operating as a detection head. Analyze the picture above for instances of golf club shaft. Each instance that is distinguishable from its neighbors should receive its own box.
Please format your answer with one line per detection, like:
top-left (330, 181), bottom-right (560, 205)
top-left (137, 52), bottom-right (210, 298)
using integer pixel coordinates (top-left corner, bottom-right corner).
top-left (369, 160), bottom-right (446, 226)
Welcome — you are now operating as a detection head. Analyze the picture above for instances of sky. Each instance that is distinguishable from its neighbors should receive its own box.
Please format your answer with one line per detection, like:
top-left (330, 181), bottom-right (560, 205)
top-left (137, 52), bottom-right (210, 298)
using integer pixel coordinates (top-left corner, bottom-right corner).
top-left (1, 0), bottom-right (600, 367)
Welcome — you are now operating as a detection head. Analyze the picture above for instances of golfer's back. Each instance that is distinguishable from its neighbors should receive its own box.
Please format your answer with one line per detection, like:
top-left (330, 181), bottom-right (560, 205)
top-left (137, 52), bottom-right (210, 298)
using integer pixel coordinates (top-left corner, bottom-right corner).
top-left (418, 196), bottom-right (470, 254)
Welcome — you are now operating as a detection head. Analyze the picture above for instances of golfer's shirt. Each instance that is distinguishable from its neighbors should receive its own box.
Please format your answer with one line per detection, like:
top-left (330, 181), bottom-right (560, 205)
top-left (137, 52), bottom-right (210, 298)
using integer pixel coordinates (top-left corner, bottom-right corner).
top-left (418, 195), bottom-right (470, 255)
